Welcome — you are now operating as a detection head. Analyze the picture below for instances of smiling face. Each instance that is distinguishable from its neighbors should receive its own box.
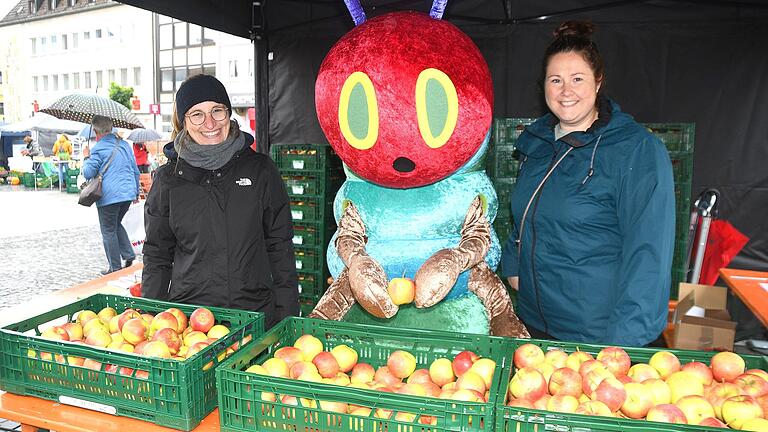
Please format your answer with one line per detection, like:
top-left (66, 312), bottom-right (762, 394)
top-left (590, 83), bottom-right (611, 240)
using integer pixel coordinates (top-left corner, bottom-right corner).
top-left (544, 51), bottom-right (601, 133)
top-left (185, 101), bottom-right (231, 145)
top-left (315, 12), bottom-right (493, 188)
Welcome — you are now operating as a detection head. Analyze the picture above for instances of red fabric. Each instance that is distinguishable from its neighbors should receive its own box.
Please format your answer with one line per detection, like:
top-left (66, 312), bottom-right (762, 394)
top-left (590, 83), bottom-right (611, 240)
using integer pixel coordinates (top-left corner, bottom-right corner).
top-left (133, 143), bottom-right (149, 165)
top-left (699, 219), bottom-right (749, 284)
top-left (315, 11), bottom-right (493, 188)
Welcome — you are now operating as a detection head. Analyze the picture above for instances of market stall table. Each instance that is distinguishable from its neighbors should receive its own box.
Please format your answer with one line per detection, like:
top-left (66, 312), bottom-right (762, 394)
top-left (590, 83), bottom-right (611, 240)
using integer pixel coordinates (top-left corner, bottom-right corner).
top-left (0, 392), bottom-right (219, 432)
top-left (720, 267), bottom-right (768, 328)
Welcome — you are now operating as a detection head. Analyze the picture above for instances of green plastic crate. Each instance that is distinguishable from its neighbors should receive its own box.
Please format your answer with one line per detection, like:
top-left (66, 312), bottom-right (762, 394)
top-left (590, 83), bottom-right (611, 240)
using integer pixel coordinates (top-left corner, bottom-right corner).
top-left (496, 338), bottom-right (767, 432)
top-left (66, 184), bottom-right (80, 194)
top-left (271, 144), bottom-right (342, 172)
top-left (216, 317), bottom-right (510, 432)
top-left (66, 168), bottom-right (80, 176)
top-left (297, 270), bottom-right (329, 301)
top-left (0, 294), bottom-right (264, 430)
top-left (493, 178), bottom-right (517, 205)
top-left (645, 123), bottom-right (696, 153)
top-left (292, 221), bottom-right (333, 248)
top-left (282, 171), bottom-right (344, 197)
top-left (289, 196), bottom-right (333, 223)
top-left (493, 118), bottom-right (535, 145)
top-left (22, 172), bottom-right (35, 187)
top-left (487, 146), bottom-right (521, 180)
top-left (671, 154), bottom-right (694, 186)
top-left (294, 246), bottom-right (324, 273)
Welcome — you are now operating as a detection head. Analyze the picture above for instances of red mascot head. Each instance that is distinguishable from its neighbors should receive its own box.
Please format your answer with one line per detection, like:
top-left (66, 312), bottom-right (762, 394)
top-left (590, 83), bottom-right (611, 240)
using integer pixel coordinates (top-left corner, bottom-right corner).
top-left (315, 8), bottom-right (493, 188)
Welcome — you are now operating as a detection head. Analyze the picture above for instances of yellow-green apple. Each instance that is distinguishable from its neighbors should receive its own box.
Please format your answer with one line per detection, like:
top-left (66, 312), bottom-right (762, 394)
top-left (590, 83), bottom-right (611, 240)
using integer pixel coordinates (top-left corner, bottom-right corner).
top-left (506, 398), bottom-right (535, 408)
top-left (456, 371), bottom-right (486, 394)
top-left (387, 350), bottom-right (417, 379)
top-left (121, 317), bottom-right (149, 345)
top-left (549, 367), bottom-right (582, 397)
top-left (274, 346), bottom-right (305, 368)
top-left (681, 361), bottom-right (714, 386)
top-left (710, 351), bottom-right (745, 383)
top-left (407, 368), bottom-right (432, 385)
top-left (666, 370), bottom-right (704, 403)
top-left (746, 369), bottom-right (768, 383)
top-left (509, 367), bottom-right (547, 401)
top-left (152, 327), bottom-right (182, 355)
top-left (593, 377), bottom-right (626, 412)
top-left (675, 395), bottom-right (715, 425)
top-left (133, 340), bottom-right (149, 355)
top-left (350, 362), bottom-right (375, 384)
top-left (721, 395), bottom-right (764, 429)
top-left (185, 341), bottom-right (210, 358)
top-left (393, 411), bottom-right (417, 422)
top-left (350, 407), bottom-right (372, 417)
top-left (452, 350), bottom-right (479, 377)
top-left (258, 357), bottom-right (288, 378)
top-left (289, 360), bottom-right (318, 379)
top-left (189, 307), bottom-right (215, 333)
top-left (82, 318), bottom-right (108, 337)
top-left (318, 399), bottom-right (348, 413)
top-left (451, 388), bottom-right (483, 402)
top-left (374, 366), bottom-right (401, 387)
top-left (430, 358), bottom-right (455, 387)
top-left (117, 309), bottom-right (141, 331)
top-left (646, 404), bottom-right (688, 424)
top-left (183, 330), bottom-right (208, 347)
top-left (84, 328), bottom-right (112, 347)
top-left (143, 340), bottom-right (172, 358)
top-left (534, 361), bottom-right (555, 384)
top-left (165, 308), bottom-right (188, 332)
top-left (293, 334), bottom-right (324, 361)
top-left (698, 417), bottom-right (728, 428)
top-left (398, 383), bottom-right (427, 397)
top-left (330, 344), bottom-right (358, 373)
top-left (207, 324), bottom-right (230, 340)
top-left (575, 400), bottom-right (613, 417)
top-left (312, 351), bottom-right (340, 378)
top-left (140, 313), bottom-right (154, 324)
top-left (469, 358), bottom-right (496, 389)
top-left (97, 307), bottom-right (118, 325)
top-left (108, 315), bottom-right (121, 334)
top-left (741, 417), bottom-right (768, 431)
top-left (513, 343), bottom-right (545, 369)
top-left (387, 277), bottom-right (415, 305)
top-left (150, 311), bottom-right (179, 335)
top-left (579, 359), bottom-right (608, 379)
top-left (566, 350), bottom-right (594, 372)
top-left (704, 381), bottom-right (740, 419)
top-left (422, 381), bottom-right (441, 397)
top-left (76, 310), bottom-right (98, 327)
top-left (245, 364), bottom-right (268, 374)
top-left (627, 363), bottom-right (660, 383)
top-left (619, 381), bottom-right (655, 418)
top-left (734, 373), bottom-right (768, 398)
top-left (533, 394), bottom-right (551, 410)
top-left (544, 349), bottom-right (568, 369)
top-left (547, 394), bottom-right (579, 413)
top-left (596, 346), bottom-right (631, 377)
top-left (332, 372), bottom-right (351, 386)
top-left (582, 367), bottom-right (613, 398)
top-left (649, 351), bottom-right (681, 379)
top-left (41, 326), bottom-right (70, 341)
top-left (61, 322), bottom-right (84, 341)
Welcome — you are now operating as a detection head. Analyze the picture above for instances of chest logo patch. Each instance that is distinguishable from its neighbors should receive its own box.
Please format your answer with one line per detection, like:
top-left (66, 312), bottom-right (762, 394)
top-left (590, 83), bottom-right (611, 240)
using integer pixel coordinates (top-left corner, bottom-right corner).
top-left (236, 178), bottom-right (252, 186)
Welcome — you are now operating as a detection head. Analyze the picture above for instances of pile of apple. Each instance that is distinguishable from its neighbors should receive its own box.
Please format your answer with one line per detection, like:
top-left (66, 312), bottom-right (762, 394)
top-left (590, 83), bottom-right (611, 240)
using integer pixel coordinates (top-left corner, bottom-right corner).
top-left (33, 306), bottom-right (243, 375)
top-left (507, 343), bottom-right (768, 430)
top-left (244, 334), bottom-right (498, 424)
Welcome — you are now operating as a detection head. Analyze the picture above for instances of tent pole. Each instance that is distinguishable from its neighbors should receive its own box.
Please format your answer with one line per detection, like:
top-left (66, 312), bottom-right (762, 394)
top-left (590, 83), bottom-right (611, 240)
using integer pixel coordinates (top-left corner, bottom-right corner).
top-left (253, 1), bottom-right (269, 154)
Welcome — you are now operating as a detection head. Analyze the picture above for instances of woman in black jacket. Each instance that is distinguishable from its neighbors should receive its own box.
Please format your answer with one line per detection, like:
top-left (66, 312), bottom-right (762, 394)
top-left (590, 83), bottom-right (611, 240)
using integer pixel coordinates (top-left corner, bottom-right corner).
top-left (142, 74), bottom-right (298, 328)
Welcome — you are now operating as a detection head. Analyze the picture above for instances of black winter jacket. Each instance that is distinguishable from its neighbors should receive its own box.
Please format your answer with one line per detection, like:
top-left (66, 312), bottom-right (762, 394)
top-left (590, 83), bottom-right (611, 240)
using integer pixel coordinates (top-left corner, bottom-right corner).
top-left (142, 137), bottom-right (298, 328)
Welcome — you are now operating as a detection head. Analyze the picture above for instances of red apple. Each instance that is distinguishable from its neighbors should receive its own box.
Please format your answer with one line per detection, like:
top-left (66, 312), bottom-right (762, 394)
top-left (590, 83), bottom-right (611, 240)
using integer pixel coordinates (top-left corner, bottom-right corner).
top-left (593, 377), bottom-right (626, 412)
top-left (452, 350), bottom-right (479, 377)
top-left (596, 346), bottom-right (631, 377)
top-left (710, 351), bottom-right (745, 383)
top-left (548, 367), bottom-right (582, 398)
top-left (312, 351), bottom-right (340, 378)
top-left (646, 403), bottom-right (688, 424)
top-left (508, 367), bottom-right (547, 401)
top-left (513, 343), bottom-right (545, 369)
top-left (189, 307), bottom-right (215, 333)
top-left (733, 373), bottom-right (768, 398)
top-left (681, 361), bottom-right (714, 386)
top-left (620, 382), bottom-right (654, 419)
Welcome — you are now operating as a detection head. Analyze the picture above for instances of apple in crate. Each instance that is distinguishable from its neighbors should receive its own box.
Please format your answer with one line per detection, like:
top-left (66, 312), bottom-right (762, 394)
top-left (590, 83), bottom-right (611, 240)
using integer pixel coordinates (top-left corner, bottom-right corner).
top-left (150, 311), bottom-right (180, 334)
top-left (596, 346), bottom-right (631, 377)
top-left (675, 395), bottom-right (715, 425)
top-left (117, 309), bottom-right (141, 332)
top-left (513, 343), bottom-right (545, 369)
top-left (387, 277), bottom-right (415, 305)
top-left (733, 373), bottom-right (768, 398)
top-left (165, 308), bottom-right (188, 331)
top-left (549, 367), bottom-right (582, 397)
top-left (330, 344), bottom-right (358, 373)
top-left (721, 395), bottom-right (764, 429)
top-left (565, 350), bottom-right (593, 372)
top-left (468, 358), bottom-right (496, 389)
top-left (189, 307), bottom-right (215, 333)
top-left (41, 326), bottom-right (70, 341)
top-left (627, 363), bottom-right (659, 382)
top-left (509, 367), bottom-right (547, 401)
top-left (666, 370), bottom-right (704, 403)
top-left (61, 322), bottom-right (84, 341)
top-left (350, 362), bottom-right (375, 384)
top-left (76, 310), bottom-right (98, 327)
top-left (293, 334), bottom-right (324, 361)
top-left (544, 349), bottom-right (568, 369)
top-left (152, 327), bottom-right (182, 355)
top-left (710, 351), bottom-right (745, 383)
top-left (312, 351), bottom-right (340, 378)
top-left (681, 361), bottom-right (713, 386)
top-left (645, 403), bottom-right (688, 424)
top-left (121, 318), bottom-right (149, 345)
top-left (704, 381), bottom-right (740, 419)
top-left (741, 418), bottom-right (768, 431)
top-left (452, 350), bottom-right (478, 377)
top-left (387, 350), bottom-right (416, 379)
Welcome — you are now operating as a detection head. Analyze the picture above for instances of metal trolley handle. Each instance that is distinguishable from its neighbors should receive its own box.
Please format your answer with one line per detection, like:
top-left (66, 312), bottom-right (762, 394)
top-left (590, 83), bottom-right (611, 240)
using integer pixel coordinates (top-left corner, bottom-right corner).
top-left (687, 189), bottom-right (720, 284)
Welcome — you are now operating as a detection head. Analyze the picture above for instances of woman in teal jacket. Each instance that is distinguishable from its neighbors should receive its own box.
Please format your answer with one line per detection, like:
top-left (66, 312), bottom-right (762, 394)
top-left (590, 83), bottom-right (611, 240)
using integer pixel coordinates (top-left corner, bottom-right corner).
top-left (500, 21), bottom-right (675, 346)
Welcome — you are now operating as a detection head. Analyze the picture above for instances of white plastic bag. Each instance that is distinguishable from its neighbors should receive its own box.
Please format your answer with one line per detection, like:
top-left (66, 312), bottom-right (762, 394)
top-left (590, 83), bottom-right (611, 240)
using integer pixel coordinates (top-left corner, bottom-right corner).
top-left (123, 199), bottom-right (146, 255)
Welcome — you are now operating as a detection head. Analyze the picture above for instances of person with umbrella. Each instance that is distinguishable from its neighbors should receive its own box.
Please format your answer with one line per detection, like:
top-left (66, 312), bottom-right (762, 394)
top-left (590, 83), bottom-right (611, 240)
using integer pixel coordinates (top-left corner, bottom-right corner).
top-left (82, 115), bottom-right (141, 275)
top-left (141, 74), bottom-right (298, 329)
top-left (127, 128), bottom-right (162, 173)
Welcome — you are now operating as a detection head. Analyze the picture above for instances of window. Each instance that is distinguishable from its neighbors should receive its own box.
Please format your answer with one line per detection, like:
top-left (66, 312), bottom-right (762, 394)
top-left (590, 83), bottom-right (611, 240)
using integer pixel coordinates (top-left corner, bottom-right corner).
top-left (49, 0), bottom-right (56, 10)
top-left (229, 60), bottom-right (238, 78)
top-left (51, 35), bottom-right (57, 47)
top-left (120, 68), bottom-right (127, 85)
top-left (161, 68), bottom-right (173, 91)
top-left (62, 34), bottom-right (68, 49)
top-left (0, 71), bottom-right (3, 84)
top-left (72, 33), bottom-right (78, 48)
top-left (174, 67), bottom-right (187, 89)
top-left (0, 103), bottom-right (4, 117)
top-left (41, 37), bottom-right (47, 52)
top-left (53, 74), bottom-right (59, 90)
top-left (63, 73), bottom-right (69, 89)
top-left (43, 76), bottom-right (49, 91)
top-left (133, 67), bottom-right (141, 86)
top-left (30, 37), bottom-right (36, 55)
top-left (96, 70), bottom-right (103, 88)
top-left (33, 76), bottom-right (39, 92)
top-left (188, 24), bottom-right (202, 45)
top-left (159, 24), bottom-right (172, 50)
top-left (73, 72), bottom-right (80, 89)
top-left (173, 22), bottom-right (187, 47)
top-left (84, 71), bottom-right (91, 88)
top-left (29, 1), bottom-right (37, 13)
top-left (108, 69), bottom-right (115, 83)
top-left (69, 0), bottom-right (76, 6)
top-left (84, 31), bottom-right (90, 40)
top-left (203, 64), bottom-right (215, 76)
top-left (95, 29), bottom-right (102, 38)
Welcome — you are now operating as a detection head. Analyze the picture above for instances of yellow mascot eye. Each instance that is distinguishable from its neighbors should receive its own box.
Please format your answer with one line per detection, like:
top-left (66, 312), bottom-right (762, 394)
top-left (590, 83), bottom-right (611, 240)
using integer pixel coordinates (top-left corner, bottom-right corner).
top-left (415, 68), bottom-right (458, 149)
top-left (338, 71), bottom-right (379, 150)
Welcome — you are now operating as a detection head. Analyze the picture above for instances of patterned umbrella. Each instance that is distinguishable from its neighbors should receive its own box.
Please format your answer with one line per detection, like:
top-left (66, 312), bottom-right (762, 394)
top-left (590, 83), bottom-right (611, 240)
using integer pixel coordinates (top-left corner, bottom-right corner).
top-left (40, 93), bottom-right (144, 129)
top-left (127, 128), bottom-right (162, 143)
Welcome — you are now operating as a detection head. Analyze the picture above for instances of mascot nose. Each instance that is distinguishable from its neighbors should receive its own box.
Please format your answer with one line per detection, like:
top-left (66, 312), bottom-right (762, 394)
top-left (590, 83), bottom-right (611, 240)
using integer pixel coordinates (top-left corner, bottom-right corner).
top-left (393, 157), bottom-right (416, 173)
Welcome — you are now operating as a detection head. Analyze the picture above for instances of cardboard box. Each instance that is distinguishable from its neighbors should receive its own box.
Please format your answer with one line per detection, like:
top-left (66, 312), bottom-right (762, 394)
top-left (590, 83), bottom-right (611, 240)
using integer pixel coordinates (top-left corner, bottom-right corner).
top-left (671, 283), bottom-right (736, 351)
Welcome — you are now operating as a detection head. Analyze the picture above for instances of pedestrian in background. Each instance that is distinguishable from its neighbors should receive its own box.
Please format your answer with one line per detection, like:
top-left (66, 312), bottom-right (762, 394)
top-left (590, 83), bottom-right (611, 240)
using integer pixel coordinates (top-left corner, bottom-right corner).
top-left (52, 134), bottom-right (73, 189)
top-left (499, 21), bottom-right (675, 347)
top-left (142, 74), bottom-right (298, 328)
top-left (133, 142), bottom-right (150, 173)
top-left (21, 135), bottom-right (44, 157)
top-left (82, 115), bottom-right (141, 275)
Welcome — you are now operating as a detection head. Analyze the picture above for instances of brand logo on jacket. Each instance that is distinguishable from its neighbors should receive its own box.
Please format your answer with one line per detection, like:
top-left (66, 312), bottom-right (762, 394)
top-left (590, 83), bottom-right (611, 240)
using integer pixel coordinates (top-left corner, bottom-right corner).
top-left (236, 178), bottom-right (252, 186)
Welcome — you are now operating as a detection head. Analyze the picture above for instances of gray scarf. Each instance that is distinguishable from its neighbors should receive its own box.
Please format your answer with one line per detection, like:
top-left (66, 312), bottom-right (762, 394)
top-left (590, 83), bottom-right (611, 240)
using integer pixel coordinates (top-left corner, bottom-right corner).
top-left (174, 120), bottom-right (245, 170)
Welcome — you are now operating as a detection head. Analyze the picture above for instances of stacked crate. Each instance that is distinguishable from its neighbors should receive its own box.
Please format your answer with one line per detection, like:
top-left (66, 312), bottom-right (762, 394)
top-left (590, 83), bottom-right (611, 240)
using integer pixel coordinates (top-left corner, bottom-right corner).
top-left (270, 144), bottom-right (344, 317)
top-left (66, 168), bottom-right (80, 193)
top-left (488, 119), bottom-right (695, 299)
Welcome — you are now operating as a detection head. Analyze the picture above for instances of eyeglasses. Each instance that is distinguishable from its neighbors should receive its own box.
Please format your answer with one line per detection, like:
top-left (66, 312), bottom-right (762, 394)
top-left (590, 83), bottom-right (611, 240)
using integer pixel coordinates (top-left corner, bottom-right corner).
top-left (185, 107), bottom-right (229, 125)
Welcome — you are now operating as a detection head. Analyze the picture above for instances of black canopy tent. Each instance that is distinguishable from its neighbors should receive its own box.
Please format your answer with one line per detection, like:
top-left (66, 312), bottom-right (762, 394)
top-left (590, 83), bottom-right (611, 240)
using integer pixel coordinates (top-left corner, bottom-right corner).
top-left (114, 0), bottom-right (768, 275)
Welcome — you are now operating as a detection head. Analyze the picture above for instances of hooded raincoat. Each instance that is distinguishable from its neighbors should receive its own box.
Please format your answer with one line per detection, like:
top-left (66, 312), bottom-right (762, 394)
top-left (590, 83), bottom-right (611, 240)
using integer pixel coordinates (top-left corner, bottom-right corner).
top-left (142, 137), bottom-right (298, 328)
top-left (500, 98), bottom-right (675, 346)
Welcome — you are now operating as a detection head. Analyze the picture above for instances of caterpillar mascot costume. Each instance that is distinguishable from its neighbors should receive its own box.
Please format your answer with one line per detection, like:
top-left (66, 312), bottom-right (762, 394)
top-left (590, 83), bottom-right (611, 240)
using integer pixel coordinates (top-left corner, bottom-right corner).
top-left (309, 0), bottom-right (529, 338)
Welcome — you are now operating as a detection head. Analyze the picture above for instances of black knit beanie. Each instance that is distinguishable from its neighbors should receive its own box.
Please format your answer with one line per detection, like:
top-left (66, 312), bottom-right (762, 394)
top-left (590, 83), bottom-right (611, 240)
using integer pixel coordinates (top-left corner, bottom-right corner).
top-left (175, 74), bottom-right (232, 125)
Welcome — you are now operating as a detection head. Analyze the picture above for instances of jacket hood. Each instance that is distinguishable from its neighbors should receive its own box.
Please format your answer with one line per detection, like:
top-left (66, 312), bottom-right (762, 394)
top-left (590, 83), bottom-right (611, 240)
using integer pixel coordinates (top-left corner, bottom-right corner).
top-left (518, 97), bottom-right (638, 157)
top-left (163, 131), bottom-right (255, 161)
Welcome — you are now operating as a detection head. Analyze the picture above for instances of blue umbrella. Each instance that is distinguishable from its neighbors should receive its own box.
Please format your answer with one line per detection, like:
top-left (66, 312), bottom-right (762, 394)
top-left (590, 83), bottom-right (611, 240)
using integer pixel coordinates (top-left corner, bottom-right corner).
top-left (127, 128), bottom-right (162, 143)
top-left (78, 124), bottom-right (117, 139)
